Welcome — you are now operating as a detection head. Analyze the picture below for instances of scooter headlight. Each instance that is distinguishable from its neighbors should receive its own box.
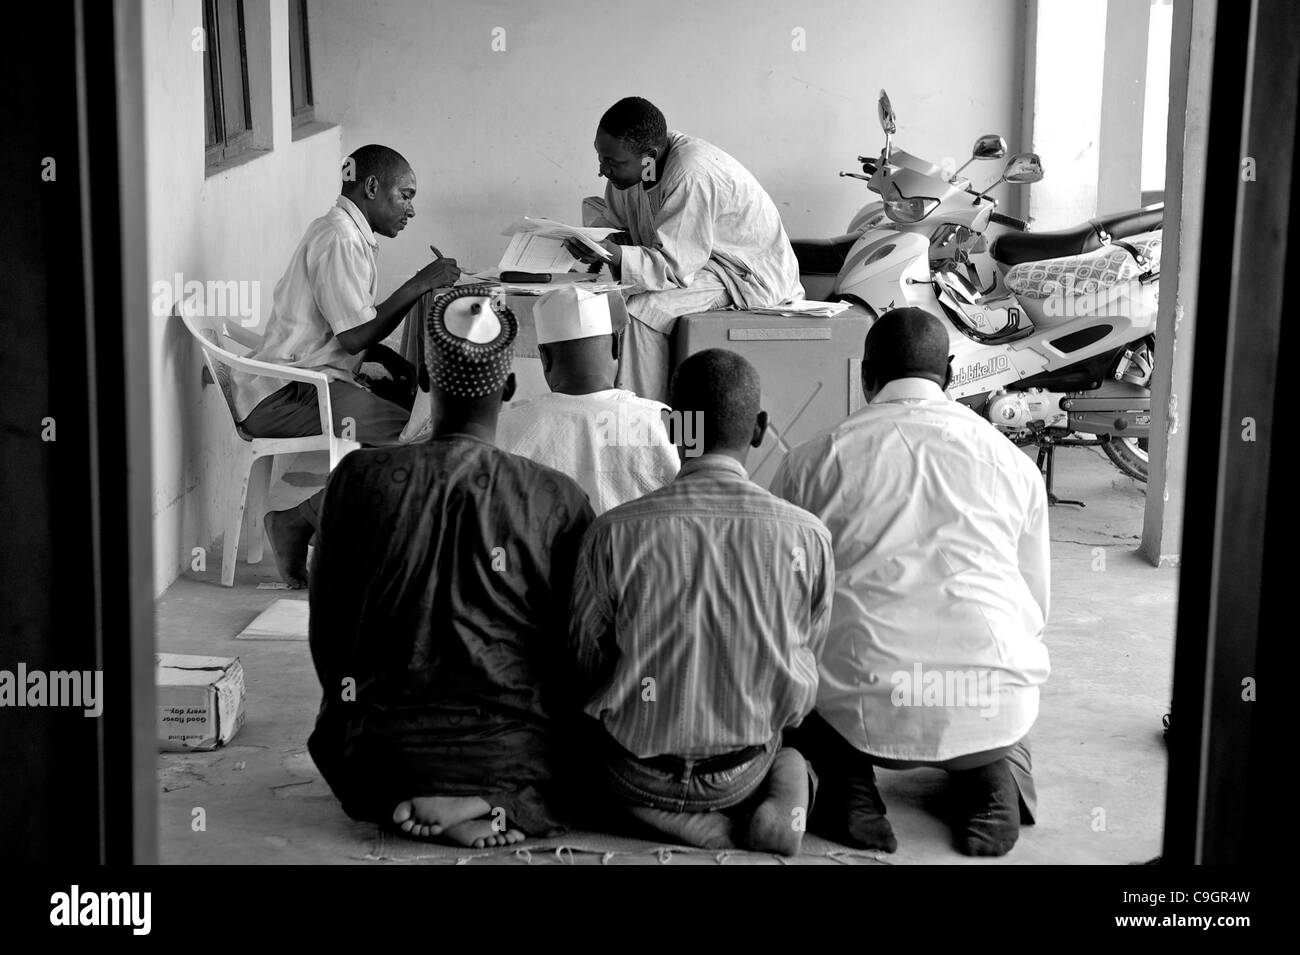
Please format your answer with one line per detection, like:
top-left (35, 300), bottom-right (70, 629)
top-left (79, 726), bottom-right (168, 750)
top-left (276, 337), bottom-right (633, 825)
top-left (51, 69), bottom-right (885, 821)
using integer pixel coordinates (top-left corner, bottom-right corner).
top-left (882, 181), bottom-right (939, 223)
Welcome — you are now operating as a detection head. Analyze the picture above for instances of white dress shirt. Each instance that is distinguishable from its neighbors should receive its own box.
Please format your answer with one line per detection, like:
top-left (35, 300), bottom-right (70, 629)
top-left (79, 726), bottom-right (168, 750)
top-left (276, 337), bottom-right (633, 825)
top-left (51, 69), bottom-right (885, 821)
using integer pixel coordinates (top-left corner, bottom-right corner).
top-left (772, 378), bottom-right (1050, 761)
top-left (496, 389), bottom-right (680, 515)
top-left (230, 196), bottom-right (379, 420)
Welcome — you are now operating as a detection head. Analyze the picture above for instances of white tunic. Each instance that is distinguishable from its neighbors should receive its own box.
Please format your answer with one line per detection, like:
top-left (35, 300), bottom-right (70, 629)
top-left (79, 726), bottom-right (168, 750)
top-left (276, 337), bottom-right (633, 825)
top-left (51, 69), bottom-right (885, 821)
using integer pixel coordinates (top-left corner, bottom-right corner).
top-left (496, 389), bottom-right (680, 515)
top-left (772, 378), bottom-right (1051, 761)
top-left (593, 131), bottom-right (804, 333)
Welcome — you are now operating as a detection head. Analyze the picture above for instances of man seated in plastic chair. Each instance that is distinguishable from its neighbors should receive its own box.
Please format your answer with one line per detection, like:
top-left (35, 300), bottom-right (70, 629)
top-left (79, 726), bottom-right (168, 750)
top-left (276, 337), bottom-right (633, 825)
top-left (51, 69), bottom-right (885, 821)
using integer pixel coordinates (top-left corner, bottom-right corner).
top-left (228, 144), bottom-right (461, 588)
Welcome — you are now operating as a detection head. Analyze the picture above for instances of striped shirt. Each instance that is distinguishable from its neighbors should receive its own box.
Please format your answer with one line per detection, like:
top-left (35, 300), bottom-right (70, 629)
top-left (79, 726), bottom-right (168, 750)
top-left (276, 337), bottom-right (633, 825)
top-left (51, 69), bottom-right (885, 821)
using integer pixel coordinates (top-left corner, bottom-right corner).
top-left (230, 196), bottom-right (379, 420)
top-left (570, 453), bottom-right (834, 758)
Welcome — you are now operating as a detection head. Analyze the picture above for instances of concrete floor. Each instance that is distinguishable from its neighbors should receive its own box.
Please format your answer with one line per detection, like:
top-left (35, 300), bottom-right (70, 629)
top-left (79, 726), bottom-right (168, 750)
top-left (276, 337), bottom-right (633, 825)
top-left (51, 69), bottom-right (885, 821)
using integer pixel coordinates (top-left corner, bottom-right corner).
top-left (156, 444), bottom-right (1175, 864)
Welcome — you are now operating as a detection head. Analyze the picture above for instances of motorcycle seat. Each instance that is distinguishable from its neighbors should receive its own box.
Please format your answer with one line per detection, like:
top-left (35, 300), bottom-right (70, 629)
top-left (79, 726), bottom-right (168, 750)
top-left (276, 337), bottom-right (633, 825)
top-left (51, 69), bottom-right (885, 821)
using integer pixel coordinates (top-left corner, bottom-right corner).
top-left (990, 205), bottom-right (1164, 266)
top-left (791, 234), bottom-right (860, 274)
top-left (1004, 234), bottom-right (1162, 304)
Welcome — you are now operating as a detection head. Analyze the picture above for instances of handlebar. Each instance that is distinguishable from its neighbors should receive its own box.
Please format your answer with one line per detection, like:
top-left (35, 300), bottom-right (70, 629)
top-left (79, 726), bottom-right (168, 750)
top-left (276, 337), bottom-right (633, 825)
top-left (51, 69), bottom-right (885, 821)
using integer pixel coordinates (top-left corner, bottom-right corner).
top-left (851, 155), bottom-right (1029, 233)
top-left (990, 211), bottom-right (1028, 231)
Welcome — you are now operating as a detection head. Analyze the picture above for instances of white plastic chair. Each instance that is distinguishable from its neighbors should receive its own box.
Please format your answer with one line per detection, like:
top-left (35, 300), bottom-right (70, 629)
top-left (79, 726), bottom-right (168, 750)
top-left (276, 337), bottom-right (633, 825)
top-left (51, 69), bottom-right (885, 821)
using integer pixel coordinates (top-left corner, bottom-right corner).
top-left (178, 305), bottom-right (360, 586)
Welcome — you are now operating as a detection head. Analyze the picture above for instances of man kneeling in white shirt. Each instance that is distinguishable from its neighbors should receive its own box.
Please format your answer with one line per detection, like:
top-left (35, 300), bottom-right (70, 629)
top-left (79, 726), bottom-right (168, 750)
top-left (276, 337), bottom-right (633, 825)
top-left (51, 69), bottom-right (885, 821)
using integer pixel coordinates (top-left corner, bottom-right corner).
top-left (496, 285), bottom-right (679, 514)
top-left (773, 308), bottom-right (1051, 857)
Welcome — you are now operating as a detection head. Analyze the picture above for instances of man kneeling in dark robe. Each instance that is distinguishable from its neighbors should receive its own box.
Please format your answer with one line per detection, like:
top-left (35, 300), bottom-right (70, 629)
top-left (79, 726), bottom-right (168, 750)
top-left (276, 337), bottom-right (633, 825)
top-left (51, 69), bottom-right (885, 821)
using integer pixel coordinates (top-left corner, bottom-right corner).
top-left (307, 286), bottom-right (595, 847)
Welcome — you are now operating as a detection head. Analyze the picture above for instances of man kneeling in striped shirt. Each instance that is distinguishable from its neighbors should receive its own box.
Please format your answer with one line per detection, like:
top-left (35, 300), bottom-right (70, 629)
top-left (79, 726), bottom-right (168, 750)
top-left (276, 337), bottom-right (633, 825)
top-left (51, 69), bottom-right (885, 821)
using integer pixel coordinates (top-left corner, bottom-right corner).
top-left (569, 349), bottom-right (834, 854)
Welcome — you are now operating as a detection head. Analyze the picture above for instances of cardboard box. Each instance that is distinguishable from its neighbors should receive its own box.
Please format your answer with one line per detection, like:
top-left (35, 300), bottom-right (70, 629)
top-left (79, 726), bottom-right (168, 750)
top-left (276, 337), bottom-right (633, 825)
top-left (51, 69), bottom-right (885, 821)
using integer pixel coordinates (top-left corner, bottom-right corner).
top-left (156, 654), bottom-right (246, 752)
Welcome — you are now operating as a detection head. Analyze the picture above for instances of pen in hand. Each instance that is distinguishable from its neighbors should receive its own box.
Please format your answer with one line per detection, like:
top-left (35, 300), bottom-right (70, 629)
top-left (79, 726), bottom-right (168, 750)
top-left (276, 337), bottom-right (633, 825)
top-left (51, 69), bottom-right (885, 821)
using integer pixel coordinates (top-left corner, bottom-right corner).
top-left (428, 244), bottom-right (471, 283)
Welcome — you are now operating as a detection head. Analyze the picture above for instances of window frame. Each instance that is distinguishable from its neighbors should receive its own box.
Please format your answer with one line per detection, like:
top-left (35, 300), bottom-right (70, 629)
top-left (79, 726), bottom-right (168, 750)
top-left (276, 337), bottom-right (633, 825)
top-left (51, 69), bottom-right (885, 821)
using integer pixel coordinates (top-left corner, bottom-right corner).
top-left (288, 0), bottom-right (315, 129)
top-left (203, 0), bottom-right (255, 169)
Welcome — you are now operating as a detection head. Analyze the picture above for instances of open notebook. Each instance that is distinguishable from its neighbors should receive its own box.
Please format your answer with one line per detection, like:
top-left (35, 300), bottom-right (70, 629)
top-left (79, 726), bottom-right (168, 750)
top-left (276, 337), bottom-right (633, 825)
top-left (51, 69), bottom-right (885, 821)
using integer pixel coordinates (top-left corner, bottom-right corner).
top-left (499, 217), bottom-right (617, 273)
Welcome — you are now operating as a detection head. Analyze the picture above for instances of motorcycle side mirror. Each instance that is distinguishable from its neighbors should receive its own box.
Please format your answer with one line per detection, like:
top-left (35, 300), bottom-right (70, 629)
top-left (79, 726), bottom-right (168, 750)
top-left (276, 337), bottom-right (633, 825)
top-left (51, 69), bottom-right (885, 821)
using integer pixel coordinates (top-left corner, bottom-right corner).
top-left (878, 90), bottom-right (897, 135)
top-left (972, 134), bottom-right (1008, 161)
top-left (972, 152), bottom-right (1044, 203)
top-left (1002, 152), bottom-right (1044, 184)
top-left (952, 134), bottom-right (1008, 180)
top-left (877, 89), bottom-right (897, 163)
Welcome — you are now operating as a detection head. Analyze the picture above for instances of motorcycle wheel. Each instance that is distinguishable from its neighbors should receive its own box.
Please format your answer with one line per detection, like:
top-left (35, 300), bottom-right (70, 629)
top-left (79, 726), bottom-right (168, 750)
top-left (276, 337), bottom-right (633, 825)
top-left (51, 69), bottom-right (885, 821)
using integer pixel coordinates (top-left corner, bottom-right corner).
top-left (1104, 436), bottom-right (1149, 482)
top-left (1101, 337), bottom-right (1154, 483)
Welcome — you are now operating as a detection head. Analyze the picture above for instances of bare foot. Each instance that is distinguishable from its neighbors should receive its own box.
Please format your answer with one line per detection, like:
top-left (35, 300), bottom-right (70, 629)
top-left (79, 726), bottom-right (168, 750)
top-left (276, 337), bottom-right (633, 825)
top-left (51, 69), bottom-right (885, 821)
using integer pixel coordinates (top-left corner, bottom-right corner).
top-left (744, 748), bottom-right (809, 857)
top-left (392, 795), bottom-right (492, 839)
top-left (626, 805), bottom-right (735, 850)
top-left (263, 509), bottom-right (311, 589)
top-left (441, 818), bottom-right (527, 848)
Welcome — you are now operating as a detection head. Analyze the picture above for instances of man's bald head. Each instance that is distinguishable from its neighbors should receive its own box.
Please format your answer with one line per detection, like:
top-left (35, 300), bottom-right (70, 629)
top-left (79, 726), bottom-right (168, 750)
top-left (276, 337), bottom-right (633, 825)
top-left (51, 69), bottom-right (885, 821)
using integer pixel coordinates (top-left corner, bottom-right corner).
top-left (341, 144), bottom-right (410, 195)
top-left (595, 96), bottom-right (669, 190)
top-left (862, 307), bottom-right (953, 396)
top-left (599, 97), bottom-right (667, 152)
top-left (670, 348), bottom-right (767, 459)
top-left (538, 334), bottom-right (619, 395)
top-left (340, 144), bottom-right (416, 238)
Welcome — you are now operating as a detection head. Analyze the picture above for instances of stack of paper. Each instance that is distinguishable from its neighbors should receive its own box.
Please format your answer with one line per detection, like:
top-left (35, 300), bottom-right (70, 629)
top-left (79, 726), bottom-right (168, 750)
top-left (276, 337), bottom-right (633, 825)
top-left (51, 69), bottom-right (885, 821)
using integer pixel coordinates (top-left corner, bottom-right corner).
top-left (498, 217), bottom-right (618, 273)
top-left (499, 281), bottom-right (631, 296)
top-left (747, 300), bottom-right (854, 318)
top-left (235, 598), bottom-right (309, 640)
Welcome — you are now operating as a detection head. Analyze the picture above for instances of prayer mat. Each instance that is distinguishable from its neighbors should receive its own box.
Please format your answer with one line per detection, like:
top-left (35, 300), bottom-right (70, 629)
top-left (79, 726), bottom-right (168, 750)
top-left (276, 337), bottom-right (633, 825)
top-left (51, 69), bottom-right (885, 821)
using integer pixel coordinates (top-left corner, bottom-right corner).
top-left (365, 827), bottom-right (891, 865)
top-left (236, 598), bottom-right (309, 641)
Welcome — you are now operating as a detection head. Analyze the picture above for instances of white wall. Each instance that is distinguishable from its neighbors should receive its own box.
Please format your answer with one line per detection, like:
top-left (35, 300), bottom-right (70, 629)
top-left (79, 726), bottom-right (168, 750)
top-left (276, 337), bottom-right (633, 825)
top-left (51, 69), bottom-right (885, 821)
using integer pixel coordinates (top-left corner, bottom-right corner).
top-left (1143, 0), bottom-right (1174, 194)
top-left (144, 0), bottom-right (1025, 595)
top-left (145, 0), bottom-right (342, 595)
top-left (310, 0), bottom-right (1026, 298)
top-left (1028, 0), bottom-right (1107, 229)
top-left (1098, 0), bottom-right (1151, 213)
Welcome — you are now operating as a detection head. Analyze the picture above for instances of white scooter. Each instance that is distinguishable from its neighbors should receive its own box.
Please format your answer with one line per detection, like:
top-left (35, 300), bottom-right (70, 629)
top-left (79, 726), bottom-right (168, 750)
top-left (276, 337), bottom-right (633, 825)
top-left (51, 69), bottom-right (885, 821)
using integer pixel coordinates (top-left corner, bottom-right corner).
top-left (792, 91), bottom-right (1163, 500)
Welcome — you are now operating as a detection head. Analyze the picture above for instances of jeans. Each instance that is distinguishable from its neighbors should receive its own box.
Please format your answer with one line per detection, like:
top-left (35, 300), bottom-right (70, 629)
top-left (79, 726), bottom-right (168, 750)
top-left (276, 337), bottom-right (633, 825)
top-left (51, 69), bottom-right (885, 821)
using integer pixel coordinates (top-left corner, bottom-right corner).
top-left (239, 378), bottom-right (410, 444)
top-left (239, 350), bottom-right (413, 533)
top-left (600, 733), bottom-right (781, 814)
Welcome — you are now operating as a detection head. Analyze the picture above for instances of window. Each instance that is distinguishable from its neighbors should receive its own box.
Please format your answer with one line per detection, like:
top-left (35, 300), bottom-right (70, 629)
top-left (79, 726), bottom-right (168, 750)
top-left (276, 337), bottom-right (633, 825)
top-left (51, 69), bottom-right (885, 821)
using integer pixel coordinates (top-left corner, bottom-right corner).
top-left (1141, 0), bottom-right (1173, 204)
top-left (288, 0), bottom-right (314, 127)
top-left (203, 0), bottom-right (253, 167)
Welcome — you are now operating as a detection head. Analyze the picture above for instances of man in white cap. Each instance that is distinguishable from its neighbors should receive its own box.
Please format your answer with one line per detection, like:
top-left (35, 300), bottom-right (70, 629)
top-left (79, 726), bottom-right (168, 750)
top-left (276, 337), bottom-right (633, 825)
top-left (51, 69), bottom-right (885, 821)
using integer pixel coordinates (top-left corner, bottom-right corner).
top-left (308, 286), bottom-right (596, 849)
top-left (497, 284), bottom-right (680, 515)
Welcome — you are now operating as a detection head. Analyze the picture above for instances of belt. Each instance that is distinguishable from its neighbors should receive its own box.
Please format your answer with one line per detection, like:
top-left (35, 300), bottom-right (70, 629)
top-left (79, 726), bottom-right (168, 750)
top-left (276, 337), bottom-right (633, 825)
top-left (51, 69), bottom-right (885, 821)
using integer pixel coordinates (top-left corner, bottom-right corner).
top-left (617, 739), bottom-right (769, 776)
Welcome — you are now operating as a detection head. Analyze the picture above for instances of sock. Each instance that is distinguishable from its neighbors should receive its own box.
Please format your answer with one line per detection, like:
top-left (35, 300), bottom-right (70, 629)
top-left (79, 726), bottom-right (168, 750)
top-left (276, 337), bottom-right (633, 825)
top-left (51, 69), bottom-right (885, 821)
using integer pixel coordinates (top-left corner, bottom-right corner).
top-left (951, 758), bottom-right (1020, 857)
